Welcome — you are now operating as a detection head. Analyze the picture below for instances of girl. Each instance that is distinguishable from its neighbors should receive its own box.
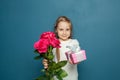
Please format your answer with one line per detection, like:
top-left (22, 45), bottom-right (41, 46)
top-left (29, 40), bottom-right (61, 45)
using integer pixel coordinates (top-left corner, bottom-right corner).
top-left (43, 16), bottom-right (81, 80)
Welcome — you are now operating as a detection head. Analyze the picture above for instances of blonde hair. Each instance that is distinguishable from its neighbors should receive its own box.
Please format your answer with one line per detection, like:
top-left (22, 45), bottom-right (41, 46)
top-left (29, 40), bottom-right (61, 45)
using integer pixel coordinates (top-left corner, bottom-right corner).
top-left (56, 48), bottom-right (60, 62)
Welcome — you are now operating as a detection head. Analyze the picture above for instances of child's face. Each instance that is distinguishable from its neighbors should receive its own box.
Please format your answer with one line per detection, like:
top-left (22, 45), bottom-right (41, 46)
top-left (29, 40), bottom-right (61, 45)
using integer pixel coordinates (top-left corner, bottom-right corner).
top-left (56, 21), bottom-right (71, 41)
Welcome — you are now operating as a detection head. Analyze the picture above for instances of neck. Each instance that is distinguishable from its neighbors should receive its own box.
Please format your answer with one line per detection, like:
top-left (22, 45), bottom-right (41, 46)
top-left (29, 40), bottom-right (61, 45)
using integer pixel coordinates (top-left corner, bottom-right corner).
top-left (59, 38), bottom-right (70, 42)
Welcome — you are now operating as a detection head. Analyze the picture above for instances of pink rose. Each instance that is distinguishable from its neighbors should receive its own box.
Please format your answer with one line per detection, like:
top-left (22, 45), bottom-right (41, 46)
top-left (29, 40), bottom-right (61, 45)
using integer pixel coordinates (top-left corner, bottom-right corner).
top-left (40, 31), bottom-right (60, 48)
top-left (34, 31), bottom-right (61, 54)
top-left (49, 38), bottom-right (61, 48)
top-left (40, 31), bottom-right (55, 39)
top-left (34, 41), bottom-right (40, 49)
top-left (34, 39), bottom-right (49, 53)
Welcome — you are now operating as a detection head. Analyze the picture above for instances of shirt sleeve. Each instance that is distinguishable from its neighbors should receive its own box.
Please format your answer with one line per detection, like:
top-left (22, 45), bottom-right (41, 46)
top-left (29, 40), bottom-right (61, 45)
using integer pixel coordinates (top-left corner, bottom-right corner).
top-left (73, 39), bottom-right (81, 52)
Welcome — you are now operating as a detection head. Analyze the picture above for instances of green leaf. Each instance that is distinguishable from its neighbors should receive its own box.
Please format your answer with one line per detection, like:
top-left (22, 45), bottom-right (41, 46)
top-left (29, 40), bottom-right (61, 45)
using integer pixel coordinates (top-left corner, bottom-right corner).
top-left (56, 69), bottom-right (68, 79)
top-left (34, 55), bottom-right (42, 60)
top-left (34, 50), bottom-right (39, 54)
top-left (55, 68), bottom-right (61, 73)
top-left (48, 46), bottom-right (53, 53)
top-left (48, 61), bottom-right (56, 68)
top-left (59, 69), bottom-right (68, 78)
top-left (47, 61), bottom-right (56, 73)
top-left (56, 75), bottom-right (63, 80)
top-left (47, 54), bottom-right (54, 60)
top-left (49, 77), bottom-right (54, 80)
top-left (57, 60), bottom-right (67, 68)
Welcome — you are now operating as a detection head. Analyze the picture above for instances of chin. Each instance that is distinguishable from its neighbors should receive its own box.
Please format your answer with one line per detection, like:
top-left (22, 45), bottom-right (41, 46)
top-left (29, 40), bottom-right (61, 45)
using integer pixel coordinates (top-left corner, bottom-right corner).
top-left (62, 38), bottom-right (69, 41)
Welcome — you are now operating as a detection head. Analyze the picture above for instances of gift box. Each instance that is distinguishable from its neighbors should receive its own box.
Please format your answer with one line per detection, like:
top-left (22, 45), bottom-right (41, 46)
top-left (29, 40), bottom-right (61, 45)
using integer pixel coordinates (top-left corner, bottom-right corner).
top-left (65, 51), bottom-right (74, 60)
top-left (70, 50), bottom-right (86, 64)
top-left (65, 50), bottom-right (87, 64)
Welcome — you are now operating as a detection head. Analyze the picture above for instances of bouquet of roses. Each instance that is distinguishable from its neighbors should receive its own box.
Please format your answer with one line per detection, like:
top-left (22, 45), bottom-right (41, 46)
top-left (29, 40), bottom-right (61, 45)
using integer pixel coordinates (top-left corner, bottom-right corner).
top-left (34, 31), bottom-right (68, 80)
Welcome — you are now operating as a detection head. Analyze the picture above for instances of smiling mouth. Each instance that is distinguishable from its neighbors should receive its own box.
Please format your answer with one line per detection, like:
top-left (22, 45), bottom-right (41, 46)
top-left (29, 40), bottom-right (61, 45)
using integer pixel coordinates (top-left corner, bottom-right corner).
top-left (62, 36), bottom-right (67, 37)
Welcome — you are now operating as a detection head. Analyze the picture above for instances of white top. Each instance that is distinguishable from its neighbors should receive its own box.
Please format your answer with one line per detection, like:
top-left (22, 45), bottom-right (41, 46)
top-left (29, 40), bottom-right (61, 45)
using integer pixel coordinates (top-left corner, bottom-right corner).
top-left (53, 39), bottom-right (81, 80)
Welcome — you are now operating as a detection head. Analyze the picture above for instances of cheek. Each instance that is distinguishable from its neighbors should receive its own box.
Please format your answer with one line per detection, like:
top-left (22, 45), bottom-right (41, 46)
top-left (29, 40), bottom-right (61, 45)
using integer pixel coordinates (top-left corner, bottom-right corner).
top-left (67, 31), bottom-right (71, 35)
top-left (67, 31), bottom-right (71, 37)
top-left (57, 31), bottom-right (62, 35)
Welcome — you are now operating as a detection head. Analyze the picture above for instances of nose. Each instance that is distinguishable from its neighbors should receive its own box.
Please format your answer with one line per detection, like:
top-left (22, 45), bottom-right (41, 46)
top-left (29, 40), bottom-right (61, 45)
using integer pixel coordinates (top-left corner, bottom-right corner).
top-left (63, 30), bottom-right (66, 34)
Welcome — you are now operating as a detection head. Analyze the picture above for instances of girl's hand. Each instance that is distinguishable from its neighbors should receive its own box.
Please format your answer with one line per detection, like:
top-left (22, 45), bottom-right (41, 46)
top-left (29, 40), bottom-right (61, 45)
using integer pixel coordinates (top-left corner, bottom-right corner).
top-left (69, 59), bottom-right (80, 64)
top-left (69, 59), bottom-right (73, 64)
top-left (42, 59), bottom-right (48, 69)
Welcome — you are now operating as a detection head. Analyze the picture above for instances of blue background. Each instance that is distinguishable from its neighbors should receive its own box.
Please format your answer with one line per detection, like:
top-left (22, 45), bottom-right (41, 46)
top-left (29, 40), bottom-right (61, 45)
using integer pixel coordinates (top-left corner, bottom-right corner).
top-left (0, 0), bottom-right (120, 80)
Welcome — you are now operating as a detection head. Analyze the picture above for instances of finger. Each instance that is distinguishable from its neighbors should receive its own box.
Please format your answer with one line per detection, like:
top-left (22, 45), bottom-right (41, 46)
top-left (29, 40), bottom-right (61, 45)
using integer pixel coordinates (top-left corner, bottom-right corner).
top-left (42, 61), bottom-right (47, 65)
top-left (42, 59), bottom-right (48, 64)
top-left (44, 63), bottom-right (48, 69)
top-left (43, 59), bottom-right (48, 62)
top-left (44, 63), bottom-right (48, 66)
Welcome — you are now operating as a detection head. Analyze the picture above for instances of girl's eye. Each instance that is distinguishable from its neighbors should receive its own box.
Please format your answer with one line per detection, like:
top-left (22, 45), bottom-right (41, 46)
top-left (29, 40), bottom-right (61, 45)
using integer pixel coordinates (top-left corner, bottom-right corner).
top-left (66, 29), bottom-right (70, 31)
top-left (59, 29), bottom-right (63, 31)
